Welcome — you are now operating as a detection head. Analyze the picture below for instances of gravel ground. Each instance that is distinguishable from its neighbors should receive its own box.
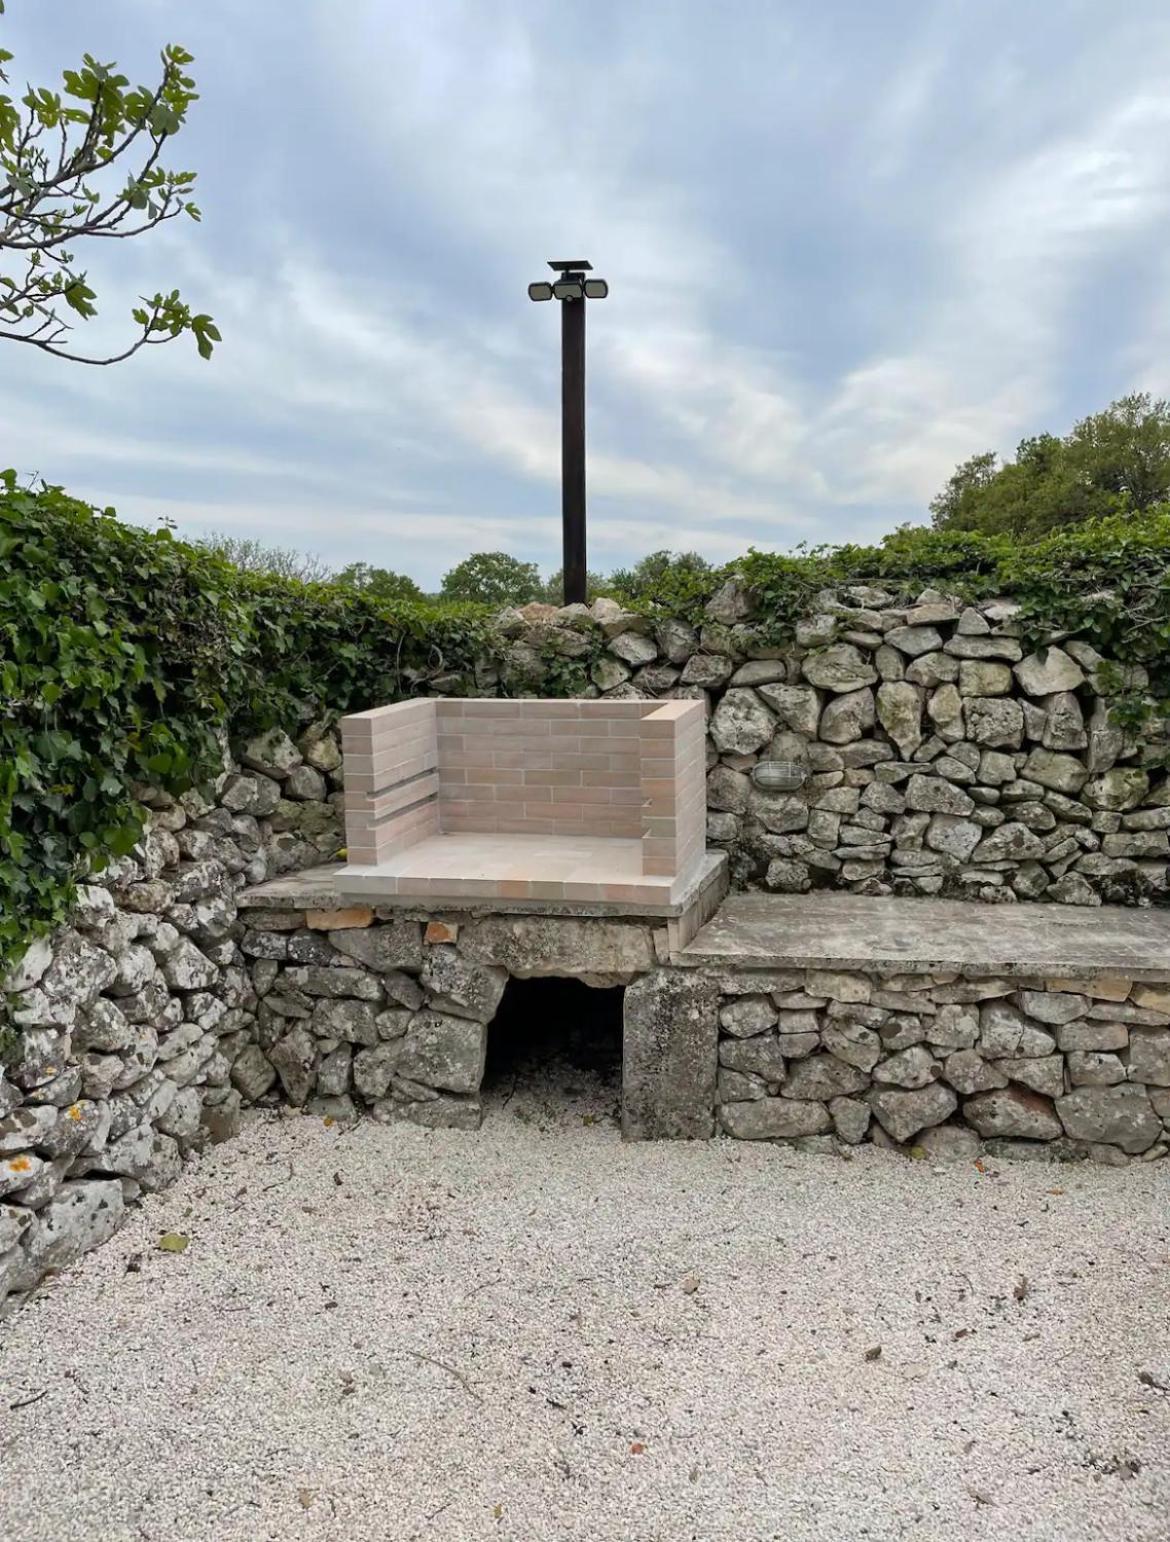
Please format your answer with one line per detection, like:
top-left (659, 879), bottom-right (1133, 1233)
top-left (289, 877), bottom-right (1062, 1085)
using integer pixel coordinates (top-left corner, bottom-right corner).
top-left (2, 1029), bottom-right (1169, 1542)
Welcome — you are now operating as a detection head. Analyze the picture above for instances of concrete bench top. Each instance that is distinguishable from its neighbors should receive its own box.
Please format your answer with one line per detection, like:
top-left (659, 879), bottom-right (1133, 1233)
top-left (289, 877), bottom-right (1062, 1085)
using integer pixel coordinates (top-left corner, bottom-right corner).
top-left (239, 852), bottom-right (728, 922)
top-left (675, 892), bottom-right (1170, 981)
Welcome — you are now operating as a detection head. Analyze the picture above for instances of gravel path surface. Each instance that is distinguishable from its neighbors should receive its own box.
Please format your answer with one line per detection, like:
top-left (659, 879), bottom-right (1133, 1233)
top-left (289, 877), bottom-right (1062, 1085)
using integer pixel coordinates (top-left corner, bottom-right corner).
top-left (2, 1042), bottom-right (1169, 1542)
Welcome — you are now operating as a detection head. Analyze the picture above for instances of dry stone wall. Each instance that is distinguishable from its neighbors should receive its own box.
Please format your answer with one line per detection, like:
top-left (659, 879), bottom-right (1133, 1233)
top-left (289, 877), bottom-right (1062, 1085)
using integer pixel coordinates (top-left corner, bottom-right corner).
top-left (491, 586), bottom-right (1169, 906)
top-left (0, 722), bottom-right (347, 1308)
top-left (712, 966), bottom-right (1170, 1162)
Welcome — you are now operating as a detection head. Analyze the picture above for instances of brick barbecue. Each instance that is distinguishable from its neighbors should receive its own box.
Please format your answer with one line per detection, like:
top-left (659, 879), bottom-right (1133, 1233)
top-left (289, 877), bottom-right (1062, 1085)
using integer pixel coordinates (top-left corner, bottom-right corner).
top-left (336, 697), bottom-right (707, 905)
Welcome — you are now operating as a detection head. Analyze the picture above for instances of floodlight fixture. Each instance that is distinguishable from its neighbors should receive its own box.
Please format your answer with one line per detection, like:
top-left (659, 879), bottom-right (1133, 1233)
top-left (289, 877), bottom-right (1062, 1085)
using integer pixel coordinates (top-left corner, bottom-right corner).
top-left (525, 256), bottom-right (610, 606)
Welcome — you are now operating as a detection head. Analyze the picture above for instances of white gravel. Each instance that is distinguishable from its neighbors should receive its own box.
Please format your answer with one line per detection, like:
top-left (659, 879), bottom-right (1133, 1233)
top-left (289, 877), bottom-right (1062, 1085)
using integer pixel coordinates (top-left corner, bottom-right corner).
top-left (1, 1051), bottom-right (1169, 1542)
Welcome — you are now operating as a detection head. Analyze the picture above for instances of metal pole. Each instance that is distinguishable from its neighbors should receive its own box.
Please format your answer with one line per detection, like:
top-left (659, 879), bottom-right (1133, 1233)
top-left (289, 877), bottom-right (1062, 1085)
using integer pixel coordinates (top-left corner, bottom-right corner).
top-left (561, 295), bottom-right (586, 605)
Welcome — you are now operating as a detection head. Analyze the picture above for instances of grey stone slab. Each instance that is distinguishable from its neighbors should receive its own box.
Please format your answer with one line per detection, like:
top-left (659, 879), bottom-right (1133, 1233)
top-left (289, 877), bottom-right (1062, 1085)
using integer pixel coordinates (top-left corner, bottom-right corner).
top-left (623, 970), bottom-right (719, 1140)
top-left (675, 892), bottom-right (1170, 981)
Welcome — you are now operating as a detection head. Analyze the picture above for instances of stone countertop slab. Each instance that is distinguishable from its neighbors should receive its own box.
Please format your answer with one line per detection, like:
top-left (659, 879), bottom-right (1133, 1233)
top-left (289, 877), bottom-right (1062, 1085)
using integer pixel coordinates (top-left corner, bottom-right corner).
top-left (676, 891), bottom-right (1170, 980)
top-left (239, 852), bottom-right (728, 922)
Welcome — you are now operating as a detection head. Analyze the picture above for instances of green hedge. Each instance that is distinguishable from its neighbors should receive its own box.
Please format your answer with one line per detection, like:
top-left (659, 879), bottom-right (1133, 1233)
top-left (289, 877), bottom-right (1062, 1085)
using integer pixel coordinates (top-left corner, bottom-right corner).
top-left (0, 475), bottom-right (497, 968)
top-left (3, 476), bottom-right (1170, 983)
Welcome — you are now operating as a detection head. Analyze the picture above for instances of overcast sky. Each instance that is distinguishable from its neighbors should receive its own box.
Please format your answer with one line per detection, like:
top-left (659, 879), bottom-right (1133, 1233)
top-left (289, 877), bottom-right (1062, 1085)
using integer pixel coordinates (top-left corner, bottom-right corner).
top-left (6, 0), bottom-right (1170, 586)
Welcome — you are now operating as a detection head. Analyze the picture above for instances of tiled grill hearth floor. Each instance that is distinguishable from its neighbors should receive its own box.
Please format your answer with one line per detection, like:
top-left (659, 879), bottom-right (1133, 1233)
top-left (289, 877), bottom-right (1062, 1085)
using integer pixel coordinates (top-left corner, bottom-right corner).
top-left (337, 831), bottom-right (674, 904)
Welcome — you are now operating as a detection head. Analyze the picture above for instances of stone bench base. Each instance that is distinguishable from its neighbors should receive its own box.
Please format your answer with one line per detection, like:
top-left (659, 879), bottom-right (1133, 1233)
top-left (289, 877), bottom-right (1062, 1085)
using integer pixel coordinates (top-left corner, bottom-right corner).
top-left (674, 893), bottom-right (1170, 1164)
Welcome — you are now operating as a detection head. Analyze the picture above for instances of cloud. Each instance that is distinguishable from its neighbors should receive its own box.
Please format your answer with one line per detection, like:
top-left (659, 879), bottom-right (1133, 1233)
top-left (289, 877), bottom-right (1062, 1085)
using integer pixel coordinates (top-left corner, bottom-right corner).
top-left (3, 0), bottom-right (1170, 585)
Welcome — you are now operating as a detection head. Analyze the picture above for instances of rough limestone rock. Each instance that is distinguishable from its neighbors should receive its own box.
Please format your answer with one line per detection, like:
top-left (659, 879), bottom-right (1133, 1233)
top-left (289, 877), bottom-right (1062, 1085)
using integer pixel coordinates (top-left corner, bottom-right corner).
top-left (709, 688), bottom-right (776, 754)
top-left (749, 791), bottom-right (810, 834)
top-left (925, 815), bottom-right (982, 862)
top-left (884, 625), bottom-right (944, 658)
top-left (269, 1025), bottom-right (317, 1105)
top-left (904, 775), bottom-right (975, 817)
top-left (352, 1041), bottom-right (403, 1101)
top-left (219, 774), bottom-right (279, 817)
top-left (819, 688), bottom-right (875, 745)
top-left (972, 822), bottom-right (1046, 864)
top-left (876, 683), bottom-right (923, 758)
top-left (720, 1031), bottom-right (786, 1083)
top-left (905, 652), bottom-right (957, 688)
top-left (460, 916), bottom-right (655, 980)
top-left (927, 683), bottom-right (964, 740)
top-left (394, 1011), bottom-right (486, 1095)
top-left (720, 1098), bottom-right (831, 1139)
top-left (1056, 1085), bottom-right (1161, 1152)
top-left (1055, 1019), bottom-right (1129, 1053)
top-left (828, 1095), bottom-right (871, 1144)
top-left (867, 1083), bottom-right (957, 1143)
top-left (162, 938), bottom-right (218, 991)
top-left (1081, 768), bottom-right (1150, 812)
top-left (329, 921), bottom-right (423, 972)
top-left (1022, 750), bottom-right (1089, 796)
top-left (705, 577), bottom-right (754, 625)
top-left (11, 1180), bottom-right (124, 1292)
top-left (958, 660), bottom-right (1012, 696)
top-left (1067, 1050), bottom-right (1126, 1086)
top-left (41, 933), bottom-right (118, 1012)
top-left (420, 947), bottom-right (507, 1022)
top-left (707, 766), bottom-right (751, 814)
top-left (230, 1044), bottom-right (277, 1100)
top-left (963, 1086), bottom-right (1062, 1140)
top-left (1041, 692), bottom-right (1087, 751)
top-left (3, 936), bottom-right (54, 994)
top-left (608, 631), bottom-right (658, 667)
top-left (719, 996), bottom-right (777, 1037)
top-left (1013, 647), bottom-right (1085, 697)
top-left (1046, 873), bottom-right (1101, 906)
top-left (0, 1104), bottom-right (58, 1154)
top-left (964, 697), bottom-right (1024, 750)
top-left (311, 998), bottom-right (378, 1045)
top-left (1126, 1028), bottom-right (1170, 1086)
top-left (1016, 990), bottom-right (1085, 1025)
top-left (755, 687), bottom-right (820, 740)
top-left (782, 1053), bottom-right (868, 1101)
top-left (801, 644), bottom-right (878, 694)
top-left (284, 764), bottom-right (327, 802)
top-left (242, 727), bottom-right (302, 780)
top-left (872, 1044), bottom-right (938, 1088)
top-left (821, 1022), bottom-right (882, 1071)
top-left (591, 656), bottom-right (631, 691)
top-left (942, 1049), bottom-right (1008, 1095)
top-left (623, 971), bottom-right (719, 1139)
top-left (999, 1055), bottom-right (1064, 1098)
top-left (917, 1124), bottom-right (983, 1161)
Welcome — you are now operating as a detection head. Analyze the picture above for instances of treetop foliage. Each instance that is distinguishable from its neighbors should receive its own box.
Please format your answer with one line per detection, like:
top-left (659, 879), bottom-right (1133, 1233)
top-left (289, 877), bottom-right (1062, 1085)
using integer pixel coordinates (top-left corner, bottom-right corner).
top-left (440, 550), bottom-right (543, 607)
top-left (930, 393), bottom-right (1170, 539)
top-left (195, 533), bottom-right (332, 584)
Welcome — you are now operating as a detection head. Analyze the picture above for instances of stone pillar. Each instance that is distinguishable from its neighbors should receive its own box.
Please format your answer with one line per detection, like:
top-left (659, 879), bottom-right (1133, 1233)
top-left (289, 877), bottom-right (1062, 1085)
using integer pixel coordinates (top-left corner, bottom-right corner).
top-left (622, 969), bottom-right (718, 1139)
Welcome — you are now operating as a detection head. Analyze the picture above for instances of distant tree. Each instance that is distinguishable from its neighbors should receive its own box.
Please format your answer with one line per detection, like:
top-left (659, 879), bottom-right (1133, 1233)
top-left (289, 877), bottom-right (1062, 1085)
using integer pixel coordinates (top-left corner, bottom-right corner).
top-left (196, 533), bottom-right (331, 584)
top-left (607, 548), bottom-right (713, 606)
top-left (333, 561), bottom-right (423, 604)
top-left (440, 551), bottom-right (542, 607)
top-left (539, 566), bottom-right (608, 605)
top-left (930, 394), bottom-right (1170, 539)
top-left (0, 35), bottom-right (216, 364)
